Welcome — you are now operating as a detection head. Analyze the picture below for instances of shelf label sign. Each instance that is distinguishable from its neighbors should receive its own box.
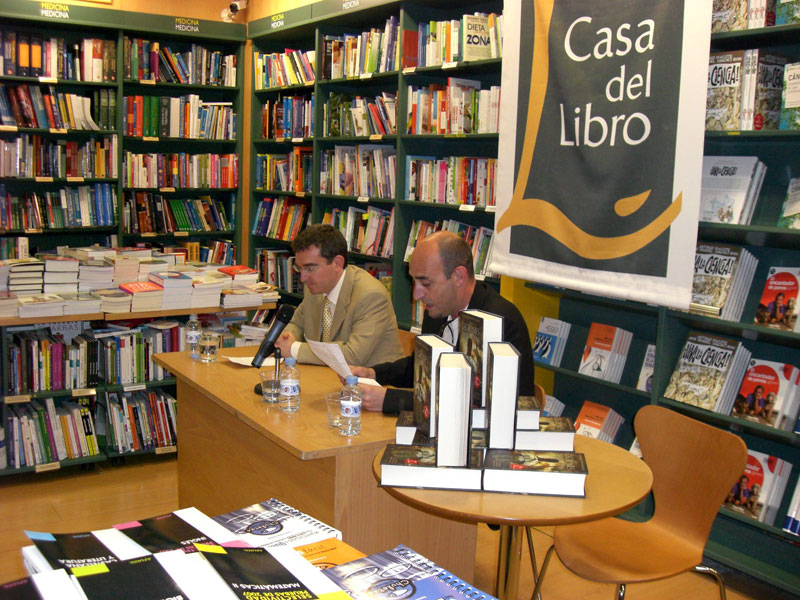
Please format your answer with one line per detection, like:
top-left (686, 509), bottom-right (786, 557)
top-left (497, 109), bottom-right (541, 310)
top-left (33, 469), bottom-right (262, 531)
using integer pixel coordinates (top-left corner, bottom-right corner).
top-left (39, 2), bottom-right (70, 19)
top-left (175, 17), bottom-right (200, 33)
top-left (492, 0), bottom-right (711, 309)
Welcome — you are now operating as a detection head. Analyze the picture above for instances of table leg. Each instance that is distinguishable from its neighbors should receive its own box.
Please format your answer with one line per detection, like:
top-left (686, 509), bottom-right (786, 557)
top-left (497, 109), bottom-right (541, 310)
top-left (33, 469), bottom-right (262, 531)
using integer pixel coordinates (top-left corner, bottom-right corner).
top-left (495, 525), bottom-right (522, 600)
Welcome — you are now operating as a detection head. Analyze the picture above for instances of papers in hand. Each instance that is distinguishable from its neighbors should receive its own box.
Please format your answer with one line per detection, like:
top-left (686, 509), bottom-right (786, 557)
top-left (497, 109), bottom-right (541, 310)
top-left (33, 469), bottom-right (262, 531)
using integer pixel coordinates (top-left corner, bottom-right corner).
top-left (226, 356), bottom-right (275, 367)
top-left (306, 340), bottom-right (352, 378)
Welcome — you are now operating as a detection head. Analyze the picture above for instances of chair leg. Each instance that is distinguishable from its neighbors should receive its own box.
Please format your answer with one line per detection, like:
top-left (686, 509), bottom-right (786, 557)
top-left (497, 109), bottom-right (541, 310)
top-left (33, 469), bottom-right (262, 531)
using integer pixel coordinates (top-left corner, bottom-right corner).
top-left (694, 565), bottom-right (727, 600)
top-left (530, 544), bottom-right (555, 600)
top-left (525, 527), bottom-right (538, 593)
top-left (616, 583), bottom-right (626, 599)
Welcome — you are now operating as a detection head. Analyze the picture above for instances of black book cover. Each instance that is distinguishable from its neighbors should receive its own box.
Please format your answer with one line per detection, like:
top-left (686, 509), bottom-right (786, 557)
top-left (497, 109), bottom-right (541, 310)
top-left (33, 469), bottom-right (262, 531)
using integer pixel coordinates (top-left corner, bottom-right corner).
top-left (115, 512), bottom-right (210, 553)
top-left (0, 577), bottom-right (37, 600)
top-left (26, 531), bottom-right (119, 571)
top-left (72, 555), bottom-right (185, 600)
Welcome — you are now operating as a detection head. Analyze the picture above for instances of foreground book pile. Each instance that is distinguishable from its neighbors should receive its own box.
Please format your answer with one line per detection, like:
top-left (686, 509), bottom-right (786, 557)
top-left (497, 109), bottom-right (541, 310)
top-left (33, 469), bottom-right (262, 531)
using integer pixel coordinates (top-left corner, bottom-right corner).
top-left (384, 308), bottom-right (588, 497)
top-left (2, 498), bottom-right (498, 600)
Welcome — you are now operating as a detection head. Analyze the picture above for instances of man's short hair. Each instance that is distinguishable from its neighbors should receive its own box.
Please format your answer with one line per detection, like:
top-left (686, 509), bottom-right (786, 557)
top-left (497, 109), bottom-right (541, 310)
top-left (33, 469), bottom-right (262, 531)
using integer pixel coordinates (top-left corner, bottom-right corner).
top-left (293, 224), bottom-right (348, 266)
top-left (437, 233), bottom-right (475, 279)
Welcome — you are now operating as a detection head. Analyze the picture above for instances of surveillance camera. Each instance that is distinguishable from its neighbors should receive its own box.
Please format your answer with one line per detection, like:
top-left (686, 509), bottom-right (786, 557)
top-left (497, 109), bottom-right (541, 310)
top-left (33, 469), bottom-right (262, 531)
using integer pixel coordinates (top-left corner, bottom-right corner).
top-left (220, 7), bottom-right (235, 22)
top-left (230, 0), bottom-right (247, 12)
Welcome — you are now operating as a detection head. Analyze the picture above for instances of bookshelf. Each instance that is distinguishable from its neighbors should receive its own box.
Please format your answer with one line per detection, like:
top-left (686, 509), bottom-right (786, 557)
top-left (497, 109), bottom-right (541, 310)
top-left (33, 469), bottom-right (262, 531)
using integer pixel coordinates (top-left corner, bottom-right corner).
top-left (0, 0), bottom-right (247, 475)
top-left (247, 1), bottom-right (502, 323)
top-left (526, 23), bottom-right (800, 594)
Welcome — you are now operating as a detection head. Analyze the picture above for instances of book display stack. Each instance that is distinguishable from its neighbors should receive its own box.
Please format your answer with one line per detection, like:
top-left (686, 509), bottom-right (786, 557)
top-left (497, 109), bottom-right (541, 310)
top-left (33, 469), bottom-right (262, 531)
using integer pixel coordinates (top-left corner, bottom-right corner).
top-left (690, 242), bottom-right (758, 320)
top-left (577, 322), bottom-right (632, 384)
top-left (149, 271), bottom-right (192, 310)
top-left (17, 293), bottom-right (65, 318)
top-left (0, 290), bottom-right (17, 317)
top-left (218, 264), bottom-right (259, 289)
top-left (532, 316), bottom-right (571, 367)
top-left (59, 293), bottom-right (102, 316)
top-left (754, 266), bottom-right (800, 332)
top-left (41, 255), bottom-right (79, 295)
top-left (220, 287), bottom-right (262, 309)
top-left (729, 358), bottom-right (800, 430)
top-left (574, 400), bottom-right (624, 444)
top-left (136, 258), bottom-right (169, 282)
top-left (77, 261), bottom-right (114, 293)
top-left (7, 258), bottom-right (44, 295)
top-left (664, 331), bottom-right (753, 413)
top-left (90, 288), bottom-right (132, 313)
top-left (119, 281), bottom-right (163, 312)
top-left (105, 255), bottom-right (140, 287)
top-left (724, 450), bottom-right (794, 526)
top-left (699, 155), bottom-right (766, 224)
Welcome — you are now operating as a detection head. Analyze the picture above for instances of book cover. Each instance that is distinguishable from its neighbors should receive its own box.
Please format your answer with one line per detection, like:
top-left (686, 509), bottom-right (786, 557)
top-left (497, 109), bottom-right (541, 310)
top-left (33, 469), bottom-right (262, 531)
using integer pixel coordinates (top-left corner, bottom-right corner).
top-left (412, 334), bottom-right (452, 437)
top-left (712, 0), bottom-right (748, 31)
top-left (663, 332), bottom-right (744, 412)
top-left (293, 537), bottom-right (366, 570)
top-left (636, 344), bottom-right (657, 392)
top-left (458, 309), bottom-right (503, 409)
top-left (690, 242), bottom-right (743, 315)
top-left (698, 156), bottom-right (761, 223)
top-left (119, 281), bottom-right (163, 294)
top-left (71, 555), bottom-right (186, 600)
top-left (24, 531), bottom-right (123, 571)
top-left (780, 61), bottom-right (800, 130)
top-left (754, 266), bottom-right (800, 331)
top-left (114, 511), bottom-right (212, 554)
top-left (731, 358), bottom-right (800, 428)
top-left (777, 0), bottom-right (800, 24)
top-left (482, 449), bottom-right (588, 496)
top-left (778, 177), bottom-right (800, 229)
top-left (462, 14), bottom-right (491, 62)
top-left (724, 450), bottom-right (782, 522)
top-left (706, 50), bottom-right (745, 131)
top-left (578, 322), bottom-right (617, 380)
top-left (380, 444), bottom-right (483, 491)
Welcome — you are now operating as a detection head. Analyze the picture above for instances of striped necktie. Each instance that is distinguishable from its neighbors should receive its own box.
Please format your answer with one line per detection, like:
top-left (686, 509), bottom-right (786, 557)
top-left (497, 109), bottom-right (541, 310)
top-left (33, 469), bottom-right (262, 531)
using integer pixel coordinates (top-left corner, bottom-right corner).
top-left (322, 296), bottom-right (333, 342)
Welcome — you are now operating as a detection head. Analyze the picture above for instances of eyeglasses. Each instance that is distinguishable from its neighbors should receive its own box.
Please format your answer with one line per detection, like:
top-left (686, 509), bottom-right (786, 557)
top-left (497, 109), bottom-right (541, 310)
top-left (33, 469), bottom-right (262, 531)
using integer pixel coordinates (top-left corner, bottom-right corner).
top-left (292, 263), bottom-right (320, 274)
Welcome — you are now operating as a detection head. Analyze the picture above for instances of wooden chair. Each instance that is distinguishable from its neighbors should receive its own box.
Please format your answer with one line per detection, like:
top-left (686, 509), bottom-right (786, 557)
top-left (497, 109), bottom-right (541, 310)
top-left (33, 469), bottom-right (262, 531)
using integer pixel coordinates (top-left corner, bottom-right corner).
top-left (531, 404), bottom-right (747, 600)
top-left (397, 328), bottom-right (416, 357)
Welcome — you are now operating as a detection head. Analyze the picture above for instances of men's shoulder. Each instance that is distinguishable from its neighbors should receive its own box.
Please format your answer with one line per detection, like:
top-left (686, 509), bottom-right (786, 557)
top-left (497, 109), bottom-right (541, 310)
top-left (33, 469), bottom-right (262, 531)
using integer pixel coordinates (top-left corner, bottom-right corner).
top-left (471, 281), bottom-right (523, 318)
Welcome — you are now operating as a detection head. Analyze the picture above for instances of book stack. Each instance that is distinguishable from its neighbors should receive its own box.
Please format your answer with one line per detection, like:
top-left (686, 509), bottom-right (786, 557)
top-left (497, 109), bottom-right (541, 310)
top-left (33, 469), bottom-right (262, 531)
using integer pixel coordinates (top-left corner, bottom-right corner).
top-left (190, 272), bottom-right (226, 308)
top-left (91, 288), bottom-right (132, 313)
top-left (220, 288), bottom-right (262, 308)
top-left (532, 316), bottom-right (571, 367)
top-left (59, 292), bottom-right (102, 316)
top-left (41, 255), bottom-right (80, 294)
top-left (0, 291), bottom-right (17, 317)
top-left (148, 271), bottom-right (193, 310)
top-left (730, 358), bottom-right (800, 431)
top-left (78, 260), bottom-right (114, 291)
top-left (8, 259), bottom-right (44, 295)
top-left (136, 258), bottom-right (170, 282)
top-left (753, 266), bottom-right (800, 332)
top-left (778, 177), bottom-right (800, 229)
top-left (104, 255), bottom-right (140, 286)
top-left (218, 265), bottom-right (259, 288)
top-left (543, 394), bottom-right (566, 417)
top-left (783, 479), bottom-right (800, 537)
top-left (577, 322), bottom-right (632, 384)
top-left (724, 450), bottom-right (793, 526)
top-left (574, 400), bottom-right (624, 444)
top-left (17, 294), bottom-right (66, 318)
top-left (515, 416), bottom-right (575, 452)
top-left (244, 281), bottom-right (281, 303)
top-left (699, 156), bottom-right (766, 224)
top-left (103, 389), bottom-right (177, 454)
top-left (63, 245), bottom-right (116, 262)
top-left (690, 242), bottom-right (758, 321)
top-left (119, 281), bottom-right (164, 312)
top-left (664, 331), bottom-right (752, 413)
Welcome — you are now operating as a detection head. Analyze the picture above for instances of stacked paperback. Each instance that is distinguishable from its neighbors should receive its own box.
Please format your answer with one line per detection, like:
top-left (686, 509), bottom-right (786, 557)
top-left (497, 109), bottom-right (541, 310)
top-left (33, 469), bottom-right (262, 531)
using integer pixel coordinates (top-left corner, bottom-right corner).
top-left (42, 255), bottom-right (80, 294)
top-left (220, 288), bottom-right (262, 308)
top-left (0, 291), bottom-right (17, 317)
top-left (58, 292), bottom-right (102, 316)
top-left (699, 156), bottom-right (765, 224)
top-left (91, 288), bottom-right (132, 313)
top-left (119, 281), bottom-right (164, 312)
top-left (577, 322), bottom-right (632, 384)
top-left (730, 358), bottom-right (800, 431)
top-left (190, 272), bottom-right (227, 308)
top-left (753, 266), bottom-right (800, 332)
top-left (149, 271), bottom-right (193, 309)
top-left (8, 259), bottom-right (44, 295)
top-left (17, 294), bottom-right (66, 318)
top-left (532, 316), bottom-right (570, 367)
top-left (78, 260), bottom-right (114, 291)
top-left (574, 400), bottom-right (624, 444)
top-left (664, 331), bottom-right (752, 413)
top-left (724, 450), bottom-right (793, 526)
top-left (690, 242), bottom-right (757, 321)
top-left (218, 265), bottom-right (259, 288)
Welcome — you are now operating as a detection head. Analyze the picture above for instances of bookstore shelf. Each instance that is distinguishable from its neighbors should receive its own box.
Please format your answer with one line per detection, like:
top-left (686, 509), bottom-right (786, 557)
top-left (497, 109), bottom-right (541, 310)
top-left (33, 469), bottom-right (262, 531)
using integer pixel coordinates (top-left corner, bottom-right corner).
top-left (0, 453), bottom-right (105, 477)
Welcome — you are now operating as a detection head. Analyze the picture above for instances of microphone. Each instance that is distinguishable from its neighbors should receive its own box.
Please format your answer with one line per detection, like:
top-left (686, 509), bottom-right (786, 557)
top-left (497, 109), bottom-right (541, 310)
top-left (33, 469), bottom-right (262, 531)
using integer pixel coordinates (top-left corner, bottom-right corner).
top-left (251, 304), bottom-right (295, 368)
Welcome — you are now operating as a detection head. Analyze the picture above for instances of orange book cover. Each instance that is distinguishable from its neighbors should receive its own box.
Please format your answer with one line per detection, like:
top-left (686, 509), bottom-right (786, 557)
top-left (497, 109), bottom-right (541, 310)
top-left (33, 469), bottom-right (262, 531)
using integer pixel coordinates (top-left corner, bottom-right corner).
top-left (218, 265), bottom-right (257, 276)
top-left (119, 280), bottom-right (163, 294)
top-left (293, 537), bottom-right (365, 569)
top-left (574, 400), bottom-right (612, 431)
top-left (578, 322), bottom-right (617, 379)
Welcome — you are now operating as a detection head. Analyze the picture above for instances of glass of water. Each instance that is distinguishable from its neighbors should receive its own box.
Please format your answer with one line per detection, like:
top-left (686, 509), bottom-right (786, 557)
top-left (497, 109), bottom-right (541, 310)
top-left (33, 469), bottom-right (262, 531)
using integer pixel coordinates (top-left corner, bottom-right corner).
top-left (198, 330), bottom-right (219, 363)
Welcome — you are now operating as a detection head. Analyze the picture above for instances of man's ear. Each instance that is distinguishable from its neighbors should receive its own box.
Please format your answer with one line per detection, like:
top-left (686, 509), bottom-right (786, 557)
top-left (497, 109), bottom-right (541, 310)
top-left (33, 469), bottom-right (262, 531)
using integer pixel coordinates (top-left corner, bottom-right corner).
top-left (451, 265), bottom-right (468, 286)
top-left (332, 255), bottom-right (345, 269)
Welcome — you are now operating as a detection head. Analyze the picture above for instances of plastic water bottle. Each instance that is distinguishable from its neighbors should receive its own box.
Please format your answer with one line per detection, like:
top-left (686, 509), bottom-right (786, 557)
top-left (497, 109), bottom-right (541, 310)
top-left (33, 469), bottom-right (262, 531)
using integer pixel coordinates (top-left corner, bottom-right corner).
top-left (185, 314), bottom-right (201, 360)
top-left (278, 357), bottom-right (300, 413)
top-left (339, 375), bottom-right (362, 436)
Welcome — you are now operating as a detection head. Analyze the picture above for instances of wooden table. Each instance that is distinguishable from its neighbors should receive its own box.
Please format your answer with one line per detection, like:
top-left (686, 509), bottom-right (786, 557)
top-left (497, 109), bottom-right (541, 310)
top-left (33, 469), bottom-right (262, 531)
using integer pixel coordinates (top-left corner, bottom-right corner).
top-left (153, 347), bottom-right (476, 579)
top-left (372, 436), bottom-right (653, 600)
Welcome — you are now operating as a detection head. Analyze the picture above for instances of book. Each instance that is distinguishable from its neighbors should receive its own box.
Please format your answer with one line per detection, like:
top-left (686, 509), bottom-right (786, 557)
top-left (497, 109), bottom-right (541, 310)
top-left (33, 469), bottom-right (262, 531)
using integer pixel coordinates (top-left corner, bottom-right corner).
top-left (322, 544), bottom-right (498, 600)
top-left (24, 528), bottom-right (148, 572)
top-left (532, 317), bottom-right (571, 367)
top-left (462, 13), bottom-right (492, 62)
top-left (457, 309), bottom-right (503, 408)
top-left (516, 394), bottom-right (542, 430)
top-left (664, 331), bottom-right (752, 413)
top-left (485, 342), bottom-right (520, 450)
top-left (515, 417), bottom-right (575, 452)
top-left (113, 510), bottom-right (214, 553)
top-left (707, 50), bottom-right (746, 130)
top-left (411, 334), bottom-right (452, 438)
top-left (724, 450), bottom-right (793, 525)
top-left (293, 537), bottom-right (366, 570)
top-left (395, 410), bottom-right (416, 444)
top-left (577, 322), bottom-right (632, 384)
top-left (71, 554), bottom-right (187, 600)
top-left (778, 177), bottom-right (800, 229)
top-left (742, 51), bottom-right (787, 131)
top-left (690, 242), bottom-right (758, 321)
top-left (698, 156), bottom-right (764, 224)
top-left (482, 449), bottom-right (588, 497)
top-left (783, 478), bottom-right (800, 535)
top-left (777, 0), bottom-right (800, 24)
top-left (379, 444), bottom-right (483, 491)
top-left (730, 358), bottom-right (800, 429)
top-left (753, 266), bottom-right (800, 332)
top-left (780, 61), bottom-right (800, 130)
top-left (435, 352), bottom-right (473, 467)
top-left (636, 344), bottom-right (657, 392)
top-left (574, 400), bottom-right (624, 444)
top-left (712, 0), bottom-right (749, 32)
top-left (3, 571), bottom-right (84, 600)
top-left (206, 498), bottom-right (342, 549)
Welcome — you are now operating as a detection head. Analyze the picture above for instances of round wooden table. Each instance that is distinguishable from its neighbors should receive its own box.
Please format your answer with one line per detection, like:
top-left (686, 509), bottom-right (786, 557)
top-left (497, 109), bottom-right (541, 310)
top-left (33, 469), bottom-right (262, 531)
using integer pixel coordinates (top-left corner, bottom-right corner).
top-left (372, 435), bottom-right (653, 600)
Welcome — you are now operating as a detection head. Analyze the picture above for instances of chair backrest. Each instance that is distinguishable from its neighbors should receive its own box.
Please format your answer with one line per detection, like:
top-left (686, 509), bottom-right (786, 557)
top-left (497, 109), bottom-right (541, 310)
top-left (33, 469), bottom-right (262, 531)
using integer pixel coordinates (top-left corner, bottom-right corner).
top-left (635, 405), bottom-right (747, 550)
top-left (534, 383), bottom-right (545, 405)
top-left (397, 328), bottom-right (416, 357)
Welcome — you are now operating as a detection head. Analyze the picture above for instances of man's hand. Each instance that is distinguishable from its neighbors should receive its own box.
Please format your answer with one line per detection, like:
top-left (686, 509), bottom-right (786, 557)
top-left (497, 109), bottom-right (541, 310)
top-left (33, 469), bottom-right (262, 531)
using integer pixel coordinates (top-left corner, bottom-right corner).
top-left (358, 383), bottom-right (387, 412)
top-left (348, 365), bottom-right (376, 380)
top-left (274, 331), bottom-right (297, 357)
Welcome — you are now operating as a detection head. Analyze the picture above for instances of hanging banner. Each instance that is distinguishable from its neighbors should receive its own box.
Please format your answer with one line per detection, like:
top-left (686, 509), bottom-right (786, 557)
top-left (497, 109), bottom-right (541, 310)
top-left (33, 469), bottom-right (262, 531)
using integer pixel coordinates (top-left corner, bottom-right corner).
top-left (491, 0), bottom-right (711, 309)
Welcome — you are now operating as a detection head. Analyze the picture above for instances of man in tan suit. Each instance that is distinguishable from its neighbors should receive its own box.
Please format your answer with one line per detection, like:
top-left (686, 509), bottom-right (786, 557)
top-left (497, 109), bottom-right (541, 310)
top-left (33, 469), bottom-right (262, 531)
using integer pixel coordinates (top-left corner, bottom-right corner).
top-left (275, 224), bottom-right (404, 367)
